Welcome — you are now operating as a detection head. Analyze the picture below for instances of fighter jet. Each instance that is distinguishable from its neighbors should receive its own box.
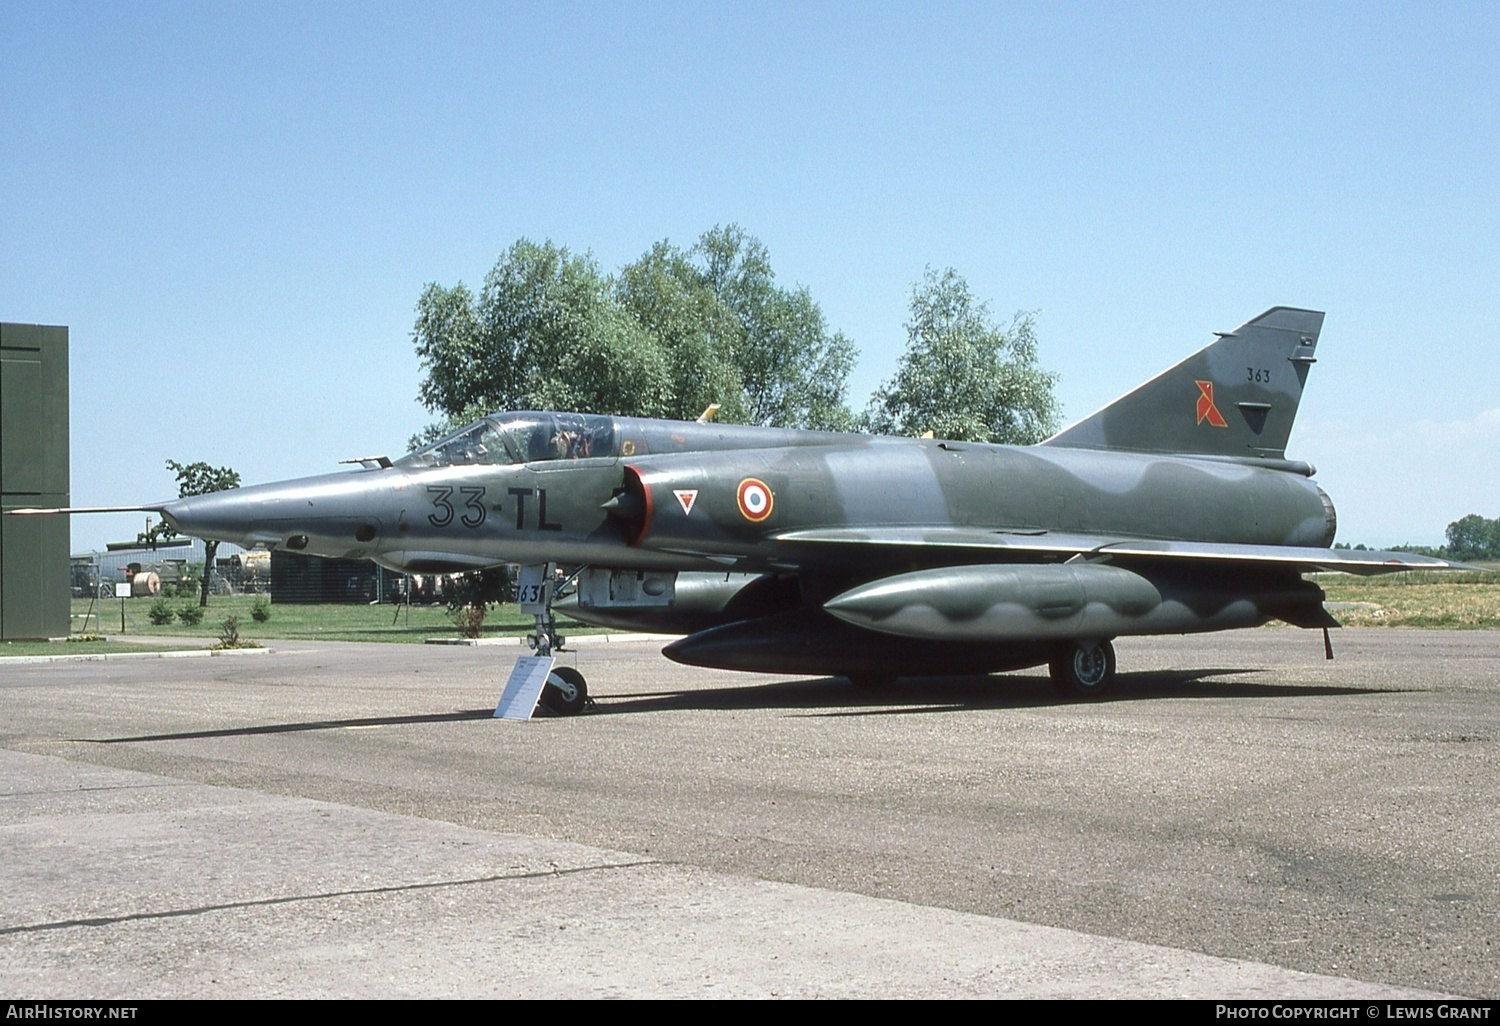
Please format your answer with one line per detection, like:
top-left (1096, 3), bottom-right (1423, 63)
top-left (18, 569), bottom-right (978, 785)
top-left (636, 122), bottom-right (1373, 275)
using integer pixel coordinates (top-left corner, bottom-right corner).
top-left (17, 307), bottom-right (1476, 711)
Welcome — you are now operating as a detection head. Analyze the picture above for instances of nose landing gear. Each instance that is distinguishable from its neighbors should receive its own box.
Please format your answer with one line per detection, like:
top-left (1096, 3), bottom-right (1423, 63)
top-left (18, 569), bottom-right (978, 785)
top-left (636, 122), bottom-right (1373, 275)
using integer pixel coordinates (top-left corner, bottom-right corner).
top-left (495, 562), bottom-right (590, 718)
top-left (516, 564), bottom-right (585, 717)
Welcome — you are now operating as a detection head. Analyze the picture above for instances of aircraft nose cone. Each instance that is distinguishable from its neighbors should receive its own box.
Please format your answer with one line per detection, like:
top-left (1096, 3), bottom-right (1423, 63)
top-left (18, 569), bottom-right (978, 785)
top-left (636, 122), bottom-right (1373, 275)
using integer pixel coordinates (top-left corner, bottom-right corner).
top-left (159, 470), bottom-right (399, 557)
top-left (159, 490), bottom-right (257, 543)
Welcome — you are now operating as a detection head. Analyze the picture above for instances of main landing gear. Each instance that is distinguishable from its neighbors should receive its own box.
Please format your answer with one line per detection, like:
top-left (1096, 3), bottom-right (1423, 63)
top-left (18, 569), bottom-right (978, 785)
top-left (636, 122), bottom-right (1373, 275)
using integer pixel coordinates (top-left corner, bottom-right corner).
top-left (513, 562), bottom-right (590, 717)
top-left (1049, 638), bottom-right (1116, 699)
top-left (845, 640), bottom-right (1118, 700)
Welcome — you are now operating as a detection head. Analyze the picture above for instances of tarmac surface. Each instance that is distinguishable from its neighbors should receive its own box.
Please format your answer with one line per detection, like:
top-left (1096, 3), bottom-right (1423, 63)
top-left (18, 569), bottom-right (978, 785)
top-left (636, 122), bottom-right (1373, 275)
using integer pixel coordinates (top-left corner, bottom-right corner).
top-left (1, 627), bottom-right (1496, 999)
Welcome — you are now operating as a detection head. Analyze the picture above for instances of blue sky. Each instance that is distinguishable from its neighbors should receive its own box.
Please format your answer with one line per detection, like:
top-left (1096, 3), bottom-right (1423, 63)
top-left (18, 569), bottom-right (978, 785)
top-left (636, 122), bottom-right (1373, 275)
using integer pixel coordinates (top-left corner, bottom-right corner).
top-left (4, 1), bottom-right (1497, 553)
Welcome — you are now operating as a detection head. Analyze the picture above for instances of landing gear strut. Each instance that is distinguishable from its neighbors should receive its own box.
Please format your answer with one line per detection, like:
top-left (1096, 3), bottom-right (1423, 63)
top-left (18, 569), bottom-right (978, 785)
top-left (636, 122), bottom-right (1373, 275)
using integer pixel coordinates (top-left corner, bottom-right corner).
top-left (514, 562), bottom-right (590, 717)
top-left (520, 562), bottom-right (568, 659)
top-left (1049, 638), bottom-right (1116, 699)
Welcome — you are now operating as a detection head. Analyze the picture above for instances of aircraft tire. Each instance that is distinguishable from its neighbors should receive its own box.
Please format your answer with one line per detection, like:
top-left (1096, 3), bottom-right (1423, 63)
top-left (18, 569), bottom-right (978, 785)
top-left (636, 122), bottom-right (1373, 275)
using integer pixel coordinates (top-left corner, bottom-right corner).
top-left (541, 665), bottom-right (589, 716)
top-left (1049, 639), bottom-right (1116, 700)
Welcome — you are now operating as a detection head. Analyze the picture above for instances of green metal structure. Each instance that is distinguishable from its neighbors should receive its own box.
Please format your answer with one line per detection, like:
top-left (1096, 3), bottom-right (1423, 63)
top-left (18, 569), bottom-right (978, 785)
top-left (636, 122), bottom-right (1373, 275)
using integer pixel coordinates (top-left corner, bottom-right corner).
top-left (1, 323), bottom-right (70, 640)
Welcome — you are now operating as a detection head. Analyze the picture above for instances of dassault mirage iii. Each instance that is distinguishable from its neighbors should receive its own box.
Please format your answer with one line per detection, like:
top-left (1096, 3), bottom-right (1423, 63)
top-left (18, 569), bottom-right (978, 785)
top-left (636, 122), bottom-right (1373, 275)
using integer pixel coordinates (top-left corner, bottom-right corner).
top-left (18, 307), bottom-right (1475, 712)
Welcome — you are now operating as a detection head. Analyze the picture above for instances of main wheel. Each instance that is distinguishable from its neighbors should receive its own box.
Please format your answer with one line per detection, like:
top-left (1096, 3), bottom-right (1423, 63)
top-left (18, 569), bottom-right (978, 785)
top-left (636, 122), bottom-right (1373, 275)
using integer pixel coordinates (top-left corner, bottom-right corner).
top-left (540, 665), bottom-right (588, 716)
top-left (1049, 639), bottom-right (1116, 699)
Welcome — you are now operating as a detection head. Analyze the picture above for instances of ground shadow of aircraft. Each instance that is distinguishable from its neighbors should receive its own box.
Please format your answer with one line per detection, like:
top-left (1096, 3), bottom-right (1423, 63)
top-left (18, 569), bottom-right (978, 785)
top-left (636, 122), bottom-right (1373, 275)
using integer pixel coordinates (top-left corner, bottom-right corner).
top-left (583, 669), bottom-right (1387, 717)
top-left (88, 710), bottom-right (495, 745)
top-left (84, 669), bottom-right (1387, 742)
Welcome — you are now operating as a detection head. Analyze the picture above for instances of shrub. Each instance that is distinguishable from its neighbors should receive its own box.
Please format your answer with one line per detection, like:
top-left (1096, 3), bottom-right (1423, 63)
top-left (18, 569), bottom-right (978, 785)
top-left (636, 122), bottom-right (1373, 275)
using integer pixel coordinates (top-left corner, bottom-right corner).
top-left (251, 596), bottom-right (271, 623)
top-left (444, 566), bottom-right (514, 639)
top-left (450, 604), bottom-right (486, 639)
top-left (177, 604), bottom-right (205, 626)
top-left (148, 598), bottom-right (175, 626)
top-left (212, 615), bottom-right (261, 650)
top-left (446, 566), bottom-right (515, 610)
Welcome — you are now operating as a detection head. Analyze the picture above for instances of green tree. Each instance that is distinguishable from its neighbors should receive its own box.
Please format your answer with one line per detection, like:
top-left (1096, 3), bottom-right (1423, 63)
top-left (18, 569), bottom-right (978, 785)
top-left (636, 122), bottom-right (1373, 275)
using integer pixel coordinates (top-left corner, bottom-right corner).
top-left (693, 225), bottom-right (855, 430)
top-left (413, 239), bottom-right (673, 424)
top-left (615, 240), bottom-right (749, 423)
top-left (137, 518), bottom-right (176, 548)
top-left (867, 268), bottom-right (1060, 444)
top-left (163, 460), bottom-right (241, 608)
top-left (1445, 514), bottom-right (1500, 562)
top-left (410, 227), bottom-right (856, 436)
top-left (411, 281), bottom-right (482, 417)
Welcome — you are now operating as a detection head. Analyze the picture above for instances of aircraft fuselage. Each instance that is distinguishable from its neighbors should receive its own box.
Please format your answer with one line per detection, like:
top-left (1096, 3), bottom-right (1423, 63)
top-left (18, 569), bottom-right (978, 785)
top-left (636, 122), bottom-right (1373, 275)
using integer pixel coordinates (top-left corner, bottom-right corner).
top-left (160, 424), bottom-right (1335, 582)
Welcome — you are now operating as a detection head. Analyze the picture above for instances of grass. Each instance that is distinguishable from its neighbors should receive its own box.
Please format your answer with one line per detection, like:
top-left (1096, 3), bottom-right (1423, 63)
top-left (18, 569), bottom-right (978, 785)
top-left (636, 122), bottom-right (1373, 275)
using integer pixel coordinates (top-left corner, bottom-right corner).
top-left (43, 564), bottom-right (1499, 648)
top-left (1316, 567), bottom-right (1500, 628)
top-left (0, 638), bottom-right (204, 658)
top-left (68, 594), bottom-right (597, 644)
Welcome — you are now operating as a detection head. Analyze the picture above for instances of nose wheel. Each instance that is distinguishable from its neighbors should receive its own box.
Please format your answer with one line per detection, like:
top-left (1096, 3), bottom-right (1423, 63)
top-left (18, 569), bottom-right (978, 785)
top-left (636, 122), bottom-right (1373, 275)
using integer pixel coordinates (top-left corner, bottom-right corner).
top-left (517, 562), bottom-right (590, 716)
top-left (1049, 639), bottom-right (1116, 699)
top-left (541, 665), bottom-right (589, 716)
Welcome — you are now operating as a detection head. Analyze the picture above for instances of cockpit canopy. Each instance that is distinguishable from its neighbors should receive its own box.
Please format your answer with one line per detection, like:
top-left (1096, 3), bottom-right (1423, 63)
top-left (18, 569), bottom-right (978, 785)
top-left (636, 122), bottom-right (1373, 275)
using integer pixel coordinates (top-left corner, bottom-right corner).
top-left (398, 412), bottom-right (619, 468)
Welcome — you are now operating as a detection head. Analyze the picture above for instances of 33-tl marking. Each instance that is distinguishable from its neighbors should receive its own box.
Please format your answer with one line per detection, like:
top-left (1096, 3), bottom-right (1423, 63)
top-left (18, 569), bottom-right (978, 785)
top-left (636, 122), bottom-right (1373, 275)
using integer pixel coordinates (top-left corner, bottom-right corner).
top-left (428, 484), bottom-right (560, 531)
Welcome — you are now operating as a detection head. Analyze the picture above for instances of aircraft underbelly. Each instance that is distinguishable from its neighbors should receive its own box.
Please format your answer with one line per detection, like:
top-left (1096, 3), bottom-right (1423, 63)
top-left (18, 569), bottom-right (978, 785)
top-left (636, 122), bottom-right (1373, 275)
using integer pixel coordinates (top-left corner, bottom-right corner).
top-left (662, 610), bottom-right (1054, 677)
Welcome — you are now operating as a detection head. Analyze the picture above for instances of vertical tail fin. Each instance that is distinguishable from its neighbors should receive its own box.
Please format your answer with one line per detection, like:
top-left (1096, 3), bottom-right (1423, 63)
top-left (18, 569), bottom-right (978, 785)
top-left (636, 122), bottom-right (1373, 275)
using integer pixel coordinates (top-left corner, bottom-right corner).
top-left (1042, 307), bottom-right (1324, 459)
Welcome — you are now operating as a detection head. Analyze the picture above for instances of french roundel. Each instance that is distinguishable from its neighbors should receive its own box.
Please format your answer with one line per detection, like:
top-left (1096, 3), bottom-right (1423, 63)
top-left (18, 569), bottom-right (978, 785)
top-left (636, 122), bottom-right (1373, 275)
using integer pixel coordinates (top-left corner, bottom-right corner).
top-left (736, 478), bottom-right (774, 522)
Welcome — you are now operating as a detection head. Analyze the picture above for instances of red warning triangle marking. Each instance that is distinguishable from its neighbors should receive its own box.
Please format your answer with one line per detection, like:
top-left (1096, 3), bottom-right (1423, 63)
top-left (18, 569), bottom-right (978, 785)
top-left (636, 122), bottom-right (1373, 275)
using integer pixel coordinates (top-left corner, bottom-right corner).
top-left (674, 489), bottom-right (698, 515)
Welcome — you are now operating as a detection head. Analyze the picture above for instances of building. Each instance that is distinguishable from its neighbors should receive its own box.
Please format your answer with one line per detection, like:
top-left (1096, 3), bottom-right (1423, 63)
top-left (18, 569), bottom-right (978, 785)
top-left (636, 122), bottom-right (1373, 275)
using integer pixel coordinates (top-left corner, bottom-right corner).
top-left (74, 537), bottom-right (260, 598)
top-left (268, 551), bottom-right (404, 604)
top-left (1, 323), bottom-right (69, 639)
top-left (73, 538), bottom-right (407, 605)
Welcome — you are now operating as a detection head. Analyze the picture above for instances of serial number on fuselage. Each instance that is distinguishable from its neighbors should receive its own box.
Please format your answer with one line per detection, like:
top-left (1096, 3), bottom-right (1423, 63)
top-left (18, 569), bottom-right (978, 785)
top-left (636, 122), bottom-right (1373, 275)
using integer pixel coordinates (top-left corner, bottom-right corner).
top-left (426, 485), bottom-right (563, 532)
